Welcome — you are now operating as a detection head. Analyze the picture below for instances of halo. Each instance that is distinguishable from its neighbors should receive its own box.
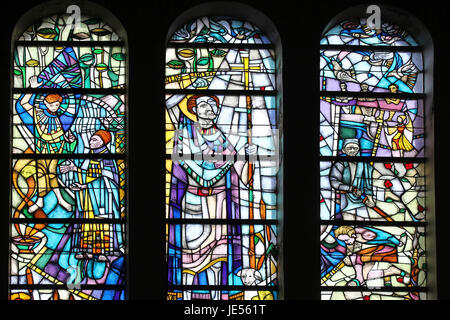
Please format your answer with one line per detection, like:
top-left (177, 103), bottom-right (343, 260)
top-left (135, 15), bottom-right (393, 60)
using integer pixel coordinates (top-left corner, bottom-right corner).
top-left (178, 94), bottom-right (197, 121)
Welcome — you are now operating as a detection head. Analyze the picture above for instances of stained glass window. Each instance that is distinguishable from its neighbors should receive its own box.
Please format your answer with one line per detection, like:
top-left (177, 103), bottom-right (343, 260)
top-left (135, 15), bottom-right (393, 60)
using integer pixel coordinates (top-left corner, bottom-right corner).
top-left (10, 11), bottom-right (127, 300)
top-left (319, 15), bottom-right (428, 300)
top-left (165, 16), bottom-right (281, 300)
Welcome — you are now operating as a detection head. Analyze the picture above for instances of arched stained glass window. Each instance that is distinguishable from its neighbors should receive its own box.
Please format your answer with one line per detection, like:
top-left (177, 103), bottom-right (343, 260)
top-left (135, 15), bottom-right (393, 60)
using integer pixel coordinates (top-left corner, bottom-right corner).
top-left (319, 7), bottom-right (434, 300)
top-left (165, 9), bottom-right (282, 301)
top-left (9, 3), bottom-right (128, 300)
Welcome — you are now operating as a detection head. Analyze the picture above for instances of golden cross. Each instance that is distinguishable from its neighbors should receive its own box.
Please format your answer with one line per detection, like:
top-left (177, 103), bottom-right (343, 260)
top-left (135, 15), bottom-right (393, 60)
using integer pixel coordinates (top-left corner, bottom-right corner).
top-left (229, 50), bottom-right (262, 90)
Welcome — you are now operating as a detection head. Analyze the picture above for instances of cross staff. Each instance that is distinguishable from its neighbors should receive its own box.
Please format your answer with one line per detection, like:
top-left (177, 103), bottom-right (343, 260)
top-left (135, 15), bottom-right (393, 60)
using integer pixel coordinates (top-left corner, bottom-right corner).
top-left (232, 49), bottom-right (260, 269)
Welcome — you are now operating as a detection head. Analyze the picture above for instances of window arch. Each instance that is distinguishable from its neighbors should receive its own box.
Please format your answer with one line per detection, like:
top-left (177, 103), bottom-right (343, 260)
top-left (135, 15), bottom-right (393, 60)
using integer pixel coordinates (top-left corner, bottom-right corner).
top-left (319, 5), bottom-right (434, 300)
top-left (9, 1), bottom-right (128, 300)
top-left (164, 2), bottom-right (283, 301)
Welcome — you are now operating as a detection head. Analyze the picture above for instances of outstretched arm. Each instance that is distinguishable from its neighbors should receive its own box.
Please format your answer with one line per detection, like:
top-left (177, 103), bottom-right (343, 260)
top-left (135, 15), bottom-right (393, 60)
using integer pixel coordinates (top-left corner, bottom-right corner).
top-left (405, 112), bottom-right (414, 132)
top-left (59, 160), bottom-right (78, 174)
top-left (19, 76), bottom-right (41, 116)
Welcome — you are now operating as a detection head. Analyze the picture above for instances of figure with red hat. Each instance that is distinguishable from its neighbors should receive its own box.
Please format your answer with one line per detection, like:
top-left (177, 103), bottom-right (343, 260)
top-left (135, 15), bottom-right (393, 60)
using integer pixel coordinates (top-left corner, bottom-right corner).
top-left (60, 130), bottom-right (124, 262)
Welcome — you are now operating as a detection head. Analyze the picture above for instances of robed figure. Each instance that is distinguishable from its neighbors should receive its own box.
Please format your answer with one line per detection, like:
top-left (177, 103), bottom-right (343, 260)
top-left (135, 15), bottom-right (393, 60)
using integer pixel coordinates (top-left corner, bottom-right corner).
top-left (329, 139), bottom-right (375, 220)
top-left (166, 94), bottom-right (257, 300)
top-left (59, 130), bottom-right (124, 261)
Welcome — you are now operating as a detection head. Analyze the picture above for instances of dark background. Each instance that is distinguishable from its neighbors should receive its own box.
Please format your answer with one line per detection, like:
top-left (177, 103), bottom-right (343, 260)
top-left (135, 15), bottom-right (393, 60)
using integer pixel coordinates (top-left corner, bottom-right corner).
top-left (1, 0), bottom-right (449, 309)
